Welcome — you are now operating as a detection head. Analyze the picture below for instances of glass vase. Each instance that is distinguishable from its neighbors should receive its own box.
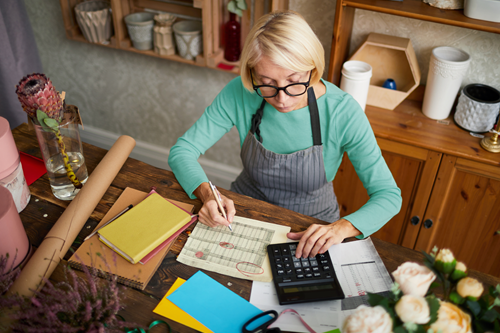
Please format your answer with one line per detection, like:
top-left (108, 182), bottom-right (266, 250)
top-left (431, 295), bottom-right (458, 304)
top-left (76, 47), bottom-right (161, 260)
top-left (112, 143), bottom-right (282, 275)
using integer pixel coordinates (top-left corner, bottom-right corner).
top-left (33, 105), bottom-right (88, 200)
top-left (224, 12), bottom-right (241, 62)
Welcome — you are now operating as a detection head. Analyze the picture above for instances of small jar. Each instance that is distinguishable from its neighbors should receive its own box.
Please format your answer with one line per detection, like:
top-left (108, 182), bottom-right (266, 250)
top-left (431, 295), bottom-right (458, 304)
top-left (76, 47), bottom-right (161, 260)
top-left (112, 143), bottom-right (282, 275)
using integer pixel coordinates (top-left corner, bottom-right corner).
top-left (154, 13), bottom-right (176, 56)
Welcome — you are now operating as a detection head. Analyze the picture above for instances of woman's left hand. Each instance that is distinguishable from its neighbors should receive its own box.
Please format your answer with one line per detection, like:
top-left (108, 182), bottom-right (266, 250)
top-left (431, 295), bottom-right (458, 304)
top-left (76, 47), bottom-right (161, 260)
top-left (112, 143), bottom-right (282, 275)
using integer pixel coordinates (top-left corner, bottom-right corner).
top-left (287, 219), bottom-right (361, 258)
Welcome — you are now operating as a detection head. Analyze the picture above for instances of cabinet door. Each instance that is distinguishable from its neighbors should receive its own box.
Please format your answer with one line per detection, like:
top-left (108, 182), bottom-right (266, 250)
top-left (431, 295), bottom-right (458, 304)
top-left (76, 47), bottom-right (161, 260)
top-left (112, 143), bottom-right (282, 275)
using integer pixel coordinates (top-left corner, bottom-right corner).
top-left (415, 155), bottom-right (500, 277)
top-left (333, 138), bottom-right (442, 246)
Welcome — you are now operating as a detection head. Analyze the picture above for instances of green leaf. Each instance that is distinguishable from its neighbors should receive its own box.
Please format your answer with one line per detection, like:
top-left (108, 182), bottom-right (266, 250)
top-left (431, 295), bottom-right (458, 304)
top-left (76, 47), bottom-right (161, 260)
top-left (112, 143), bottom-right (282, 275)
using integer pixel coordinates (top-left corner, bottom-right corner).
top-left (426, 295), bottom-right (440, 324)
top-left (494, 319), bottom-right (500, 333)
top-left (482, 309), bottom-right (500, 322)
top-left (36, 109), bottom-right (52, 133)
top-left (449, 291), bottom-right (464, 305)
top-left (44, 118), bottom-right (60, 131)
top-left (236, 0), bottom-right (247, 10)
top-left (394, 325), bottom-right (407, 333)
top-left (466, 299), bottom-right (482, 316)
top-left (421, 250), bottom-right (436, 266)
top-left (368, 292), bottom-right (387, 307)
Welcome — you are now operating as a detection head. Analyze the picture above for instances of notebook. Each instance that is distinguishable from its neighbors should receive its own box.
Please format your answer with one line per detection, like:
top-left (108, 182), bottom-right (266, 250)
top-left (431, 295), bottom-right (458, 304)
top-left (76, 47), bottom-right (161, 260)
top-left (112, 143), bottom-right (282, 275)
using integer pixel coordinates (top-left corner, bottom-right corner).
top-left (68, 187), bottom-right (195, 290)
top-left (97, 192), bottom-right (194, 264)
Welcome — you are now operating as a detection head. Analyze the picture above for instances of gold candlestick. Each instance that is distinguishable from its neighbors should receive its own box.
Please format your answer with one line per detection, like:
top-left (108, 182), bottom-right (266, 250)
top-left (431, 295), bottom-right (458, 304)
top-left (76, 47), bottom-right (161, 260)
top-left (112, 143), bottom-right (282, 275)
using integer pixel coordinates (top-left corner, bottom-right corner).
top-left (480, 113), bottom-right (500, 153)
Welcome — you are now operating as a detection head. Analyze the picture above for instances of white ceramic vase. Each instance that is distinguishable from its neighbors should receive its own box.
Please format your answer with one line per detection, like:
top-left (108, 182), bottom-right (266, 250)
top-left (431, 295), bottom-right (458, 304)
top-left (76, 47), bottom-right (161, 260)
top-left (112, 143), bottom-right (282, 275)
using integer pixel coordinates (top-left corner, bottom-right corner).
top-left (422, 46), bottom-right (471, 120)
top-left (340, 60), bottom-right (372, 111)
top-left (173, 20), bottom-right (203, 60)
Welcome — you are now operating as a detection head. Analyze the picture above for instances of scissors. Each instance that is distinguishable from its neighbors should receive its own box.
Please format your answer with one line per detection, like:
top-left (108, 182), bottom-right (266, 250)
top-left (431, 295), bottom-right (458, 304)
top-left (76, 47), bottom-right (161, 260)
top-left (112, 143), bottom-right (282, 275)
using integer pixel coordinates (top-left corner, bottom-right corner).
top-left (242, 310), bottom-right (281, 333)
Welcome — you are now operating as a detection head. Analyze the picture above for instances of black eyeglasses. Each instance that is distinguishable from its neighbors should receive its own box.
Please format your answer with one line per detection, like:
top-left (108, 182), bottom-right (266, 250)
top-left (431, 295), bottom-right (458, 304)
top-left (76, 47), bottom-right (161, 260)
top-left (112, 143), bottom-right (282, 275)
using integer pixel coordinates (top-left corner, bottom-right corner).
top-left (251, 71), bottom-right (311, 98)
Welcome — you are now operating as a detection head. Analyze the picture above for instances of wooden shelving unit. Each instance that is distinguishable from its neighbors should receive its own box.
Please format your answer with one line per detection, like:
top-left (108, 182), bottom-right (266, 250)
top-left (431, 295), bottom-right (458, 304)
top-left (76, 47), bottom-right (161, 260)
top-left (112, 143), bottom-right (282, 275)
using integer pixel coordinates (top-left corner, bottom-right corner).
top-left (328, 0), bottom-right (500, 277)
top-left (59, 0), bottom-right (289, 74)
top-left (327, 0), bottom-right (500, 85)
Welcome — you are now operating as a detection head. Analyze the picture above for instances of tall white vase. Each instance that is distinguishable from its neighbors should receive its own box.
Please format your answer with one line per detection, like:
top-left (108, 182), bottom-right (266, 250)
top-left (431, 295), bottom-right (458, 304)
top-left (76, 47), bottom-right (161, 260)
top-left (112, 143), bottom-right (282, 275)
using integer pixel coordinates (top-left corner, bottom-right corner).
top-left (422, 46), bottom-right (471, 120)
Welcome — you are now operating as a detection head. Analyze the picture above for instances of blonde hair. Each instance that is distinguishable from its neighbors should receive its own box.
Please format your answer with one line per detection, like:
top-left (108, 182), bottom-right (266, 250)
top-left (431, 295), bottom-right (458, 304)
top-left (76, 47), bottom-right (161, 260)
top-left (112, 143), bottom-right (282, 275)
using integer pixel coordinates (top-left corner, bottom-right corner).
top-left (240, 10), bottom-right (325, 92)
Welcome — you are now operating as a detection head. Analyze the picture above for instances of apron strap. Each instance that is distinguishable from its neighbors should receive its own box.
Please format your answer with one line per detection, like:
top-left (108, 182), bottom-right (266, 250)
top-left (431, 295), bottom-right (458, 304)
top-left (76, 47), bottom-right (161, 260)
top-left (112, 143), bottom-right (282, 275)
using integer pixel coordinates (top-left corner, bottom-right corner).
top-left (250, 99), bottom-right (266, 143)
top-left (308, 88), bottom-right (322, 146)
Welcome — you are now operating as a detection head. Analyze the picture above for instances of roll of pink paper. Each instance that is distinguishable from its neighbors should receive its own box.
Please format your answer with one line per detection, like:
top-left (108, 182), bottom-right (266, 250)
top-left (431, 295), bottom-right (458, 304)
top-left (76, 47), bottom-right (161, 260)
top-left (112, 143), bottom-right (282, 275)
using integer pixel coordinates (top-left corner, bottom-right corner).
top-left (0, 117), bottom-right (31, 212)
top-left (0, 185), bottom-right (30, 269)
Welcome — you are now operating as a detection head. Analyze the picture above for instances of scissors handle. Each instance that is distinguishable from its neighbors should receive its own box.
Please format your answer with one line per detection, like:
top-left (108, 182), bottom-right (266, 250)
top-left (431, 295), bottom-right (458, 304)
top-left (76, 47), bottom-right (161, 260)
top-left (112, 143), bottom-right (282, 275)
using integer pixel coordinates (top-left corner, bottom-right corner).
top-left (242, 310), bottom-right (281, 333)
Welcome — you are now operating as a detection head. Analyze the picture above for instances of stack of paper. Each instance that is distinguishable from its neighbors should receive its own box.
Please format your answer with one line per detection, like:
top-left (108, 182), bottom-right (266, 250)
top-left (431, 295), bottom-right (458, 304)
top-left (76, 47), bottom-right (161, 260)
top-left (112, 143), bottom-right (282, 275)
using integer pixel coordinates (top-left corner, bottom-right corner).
top-left (154, 271), bottom-right (270, 333)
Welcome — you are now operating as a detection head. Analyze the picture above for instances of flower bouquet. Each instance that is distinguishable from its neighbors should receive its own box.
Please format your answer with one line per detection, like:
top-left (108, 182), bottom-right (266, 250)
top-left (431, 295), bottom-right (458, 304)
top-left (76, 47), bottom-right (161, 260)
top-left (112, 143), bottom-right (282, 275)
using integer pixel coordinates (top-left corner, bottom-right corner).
top-left (343, 247), bottom-right (500, 333)
top-left (15, 73), bottom-right (88, 200)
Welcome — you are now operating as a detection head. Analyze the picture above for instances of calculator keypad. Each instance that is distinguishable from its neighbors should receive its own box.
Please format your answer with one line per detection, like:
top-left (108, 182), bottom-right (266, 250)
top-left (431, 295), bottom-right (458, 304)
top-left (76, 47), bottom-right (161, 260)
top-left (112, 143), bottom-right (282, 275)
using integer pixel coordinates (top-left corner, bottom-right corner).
top-left (268, 243), bottom-right (335, 286)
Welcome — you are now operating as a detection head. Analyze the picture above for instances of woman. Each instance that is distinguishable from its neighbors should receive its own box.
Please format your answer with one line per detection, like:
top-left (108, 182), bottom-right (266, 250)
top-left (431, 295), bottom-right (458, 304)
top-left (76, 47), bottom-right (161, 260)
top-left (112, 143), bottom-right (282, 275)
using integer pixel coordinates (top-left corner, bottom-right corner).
top-left (168, 10), bottom-right (402, 258)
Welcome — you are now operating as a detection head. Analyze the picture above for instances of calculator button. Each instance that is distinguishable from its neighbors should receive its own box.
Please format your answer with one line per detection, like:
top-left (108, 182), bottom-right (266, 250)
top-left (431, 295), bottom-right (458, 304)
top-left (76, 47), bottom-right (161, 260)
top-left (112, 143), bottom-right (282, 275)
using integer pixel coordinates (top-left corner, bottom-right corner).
top-left (318, 253), bottom-right (326, 259)
top-left (309, 259), bottom-right (318, 266)
top-left (301, 261), bottom-right (310, 267)
top-left (294, 262), bottom-right (302, 268)
top-left (292, 256), bottom-right (300, 262)
top-left (313, 272), bottom-right (321, 277)
top-left (277, 270), bottom-right (285, 275)
top-left (296, 268), bottom-right (303, 274)
top-left (282, 248), bottom-right (289, 255)
top-left (291, 250), bottom-right (296, 257)
top-left (320, 260), bottom-right (328, 265)
top-left (275, 257), bottom-right (282, 263)
top-left (283, 256), bottom-right (290, 262)
top-left (312, 267), bottom-right (320, 272)
top-left (305, 274), bottom-right (313, 278)
top-left (274, 249), bottom-right (280, 255)
top-left (285, 263), bottom-right (292, 269)
top-left (323, 266), bottom-right (330, 271)
top-left (276, 263), bottom-right (283, 269)
top-left (296, 274), bottom-right (304, 279)
top-left (283, 278), bottom-right (292, 283)
top-left (304, 268), bottom-right (311, 273)
top-left (286, 269), bottom-right (293, 275)
top-left (326, 274), bottom-right (332, 279)
top-left (289, 244), bottom-right (297, 250)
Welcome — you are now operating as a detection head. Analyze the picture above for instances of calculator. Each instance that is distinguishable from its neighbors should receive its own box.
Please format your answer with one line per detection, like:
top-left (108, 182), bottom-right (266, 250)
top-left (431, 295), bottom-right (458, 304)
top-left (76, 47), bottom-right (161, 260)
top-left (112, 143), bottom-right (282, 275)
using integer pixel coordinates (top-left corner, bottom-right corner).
top-left (267, 242), bottom-right (344, 305)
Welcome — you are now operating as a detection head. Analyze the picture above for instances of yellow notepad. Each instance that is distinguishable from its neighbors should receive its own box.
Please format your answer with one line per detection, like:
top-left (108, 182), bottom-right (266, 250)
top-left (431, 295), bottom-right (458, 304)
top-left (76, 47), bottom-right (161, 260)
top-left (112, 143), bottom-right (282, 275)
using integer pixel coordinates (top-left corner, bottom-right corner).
top-left (98, 192), bottom-right (192, 264)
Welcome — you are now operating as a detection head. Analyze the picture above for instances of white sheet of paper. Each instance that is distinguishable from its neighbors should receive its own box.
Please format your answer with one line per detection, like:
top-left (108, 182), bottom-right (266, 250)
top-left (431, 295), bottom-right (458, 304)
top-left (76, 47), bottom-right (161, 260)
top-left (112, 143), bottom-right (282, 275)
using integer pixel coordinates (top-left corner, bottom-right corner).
top-left (250, 237), bottom-right (393, 333)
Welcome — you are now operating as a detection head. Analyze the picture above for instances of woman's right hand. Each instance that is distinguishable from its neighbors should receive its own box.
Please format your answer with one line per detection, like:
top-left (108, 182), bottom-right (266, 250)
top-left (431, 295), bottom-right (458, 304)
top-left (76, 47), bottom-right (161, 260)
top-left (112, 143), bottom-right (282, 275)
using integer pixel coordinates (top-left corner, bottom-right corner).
top-left (194, 182), bottom-right (236, 228)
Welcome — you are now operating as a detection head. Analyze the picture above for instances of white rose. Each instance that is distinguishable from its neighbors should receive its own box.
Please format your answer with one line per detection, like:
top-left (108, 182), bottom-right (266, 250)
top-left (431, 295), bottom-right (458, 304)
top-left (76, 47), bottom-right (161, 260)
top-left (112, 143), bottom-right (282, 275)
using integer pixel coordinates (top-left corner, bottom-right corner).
top-left (455, 262), bottom-right (467, 272)
top-left (343, 305), bottom-right (392, 333)
top-left (436, 249), bottom-right (455, 263)
top-left (430, 301), bottom-right (472, 333)
top-left (395, 295), bottom-right (430, 324)
top-left (392, 262), bottom-right (436, 297)
top-left (457, 277), bottom-right (484, 299)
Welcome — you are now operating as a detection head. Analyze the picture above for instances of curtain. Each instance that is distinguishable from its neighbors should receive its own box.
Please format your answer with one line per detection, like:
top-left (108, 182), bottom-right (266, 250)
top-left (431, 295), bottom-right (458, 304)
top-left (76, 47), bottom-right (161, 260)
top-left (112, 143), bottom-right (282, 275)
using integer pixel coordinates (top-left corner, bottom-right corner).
top-left (0, 0), bottom-right (43, 129)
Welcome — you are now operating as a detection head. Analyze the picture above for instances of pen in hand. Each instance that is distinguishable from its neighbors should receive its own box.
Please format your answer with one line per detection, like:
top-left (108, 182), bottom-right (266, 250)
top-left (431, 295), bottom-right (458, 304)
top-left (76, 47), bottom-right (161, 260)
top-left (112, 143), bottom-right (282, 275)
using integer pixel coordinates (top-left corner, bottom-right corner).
top-left (208, 181), bottom-right (233, 232)
top-left (84, 204), bottom-right (133, 241)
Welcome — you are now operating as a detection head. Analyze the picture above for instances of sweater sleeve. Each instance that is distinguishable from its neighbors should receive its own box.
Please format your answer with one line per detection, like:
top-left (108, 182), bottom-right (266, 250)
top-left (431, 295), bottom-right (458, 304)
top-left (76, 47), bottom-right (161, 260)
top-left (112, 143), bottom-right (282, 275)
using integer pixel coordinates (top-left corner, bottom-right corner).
top-left (333, 95), bottom-right (402, 238)
top-left (168, 79), bottom-right (243, 199)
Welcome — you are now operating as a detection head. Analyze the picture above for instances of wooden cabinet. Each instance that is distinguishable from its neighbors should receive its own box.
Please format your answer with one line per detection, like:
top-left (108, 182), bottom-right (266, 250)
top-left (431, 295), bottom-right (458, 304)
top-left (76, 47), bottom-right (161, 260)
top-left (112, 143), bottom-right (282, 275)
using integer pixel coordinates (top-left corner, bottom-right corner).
top-left (329, 0), bottom-right (500, 277)
top-left (59, 0), bottom-right (288, 74)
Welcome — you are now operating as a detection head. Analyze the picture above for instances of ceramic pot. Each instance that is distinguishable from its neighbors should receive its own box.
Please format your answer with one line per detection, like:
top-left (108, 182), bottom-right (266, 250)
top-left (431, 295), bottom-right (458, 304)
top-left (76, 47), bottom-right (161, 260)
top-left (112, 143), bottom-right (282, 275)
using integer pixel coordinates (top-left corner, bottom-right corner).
top-left (340, 60), bottom-right (373, 111)
top-left (454, 84), bottom-right (500, 133)
top-left (154, 13), bottom-right (176, 56)
top-left (125, 12), bottom-right (155, 50)
top-left (173, 20), bottom-right (203, 60)
top-left (74, 0), bottom-right (113, 44)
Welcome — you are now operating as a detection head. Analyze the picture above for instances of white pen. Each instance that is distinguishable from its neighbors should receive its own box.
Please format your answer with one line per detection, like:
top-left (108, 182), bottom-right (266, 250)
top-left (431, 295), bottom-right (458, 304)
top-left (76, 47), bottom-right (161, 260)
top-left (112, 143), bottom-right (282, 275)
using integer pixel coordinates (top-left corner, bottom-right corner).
top-left (208, 181), bottom-right (233, 232)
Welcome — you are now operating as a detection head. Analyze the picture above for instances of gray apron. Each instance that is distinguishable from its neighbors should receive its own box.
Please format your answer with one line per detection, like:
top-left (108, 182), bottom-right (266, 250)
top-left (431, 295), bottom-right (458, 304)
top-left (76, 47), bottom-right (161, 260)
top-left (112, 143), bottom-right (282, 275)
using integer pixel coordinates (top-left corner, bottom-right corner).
top-left (231, 88), bottom-right (340, 222)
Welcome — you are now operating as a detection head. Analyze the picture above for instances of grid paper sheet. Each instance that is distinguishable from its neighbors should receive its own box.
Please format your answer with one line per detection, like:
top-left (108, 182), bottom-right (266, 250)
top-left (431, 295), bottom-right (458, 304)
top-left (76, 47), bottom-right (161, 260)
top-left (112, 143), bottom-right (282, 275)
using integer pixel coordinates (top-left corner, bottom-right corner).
top-left (177, 216), bottom-right (291, 282)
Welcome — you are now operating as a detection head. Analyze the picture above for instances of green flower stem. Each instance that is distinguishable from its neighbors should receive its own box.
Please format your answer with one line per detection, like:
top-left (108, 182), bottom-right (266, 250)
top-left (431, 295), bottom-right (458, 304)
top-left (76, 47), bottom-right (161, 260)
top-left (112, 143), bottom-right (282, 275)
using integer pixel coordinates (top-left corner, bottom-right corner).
top-left (53, 128), bottom-right (82, 189)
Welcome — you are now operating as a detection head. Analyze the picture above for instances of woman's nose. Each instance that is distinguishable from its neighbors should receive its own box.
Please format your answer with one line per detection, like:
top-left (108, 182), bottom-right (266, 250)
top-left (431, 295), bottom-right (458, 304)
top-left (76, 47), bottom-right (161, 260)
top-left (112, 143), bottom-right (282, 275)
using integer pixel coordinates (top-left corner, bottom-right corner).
top-left (275, 89), bottom-right (288, 103)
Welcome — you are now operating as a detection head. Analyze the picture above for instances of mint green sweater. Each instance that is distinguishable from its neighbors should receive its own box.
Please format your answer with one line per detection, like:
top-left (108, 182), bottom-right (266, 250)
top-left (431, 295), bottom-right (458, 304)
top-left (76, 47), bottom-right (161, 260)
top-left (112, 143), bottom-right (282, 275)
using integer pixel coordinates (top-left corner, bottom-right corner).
top-left (169, 77), bottom-right (402, 237)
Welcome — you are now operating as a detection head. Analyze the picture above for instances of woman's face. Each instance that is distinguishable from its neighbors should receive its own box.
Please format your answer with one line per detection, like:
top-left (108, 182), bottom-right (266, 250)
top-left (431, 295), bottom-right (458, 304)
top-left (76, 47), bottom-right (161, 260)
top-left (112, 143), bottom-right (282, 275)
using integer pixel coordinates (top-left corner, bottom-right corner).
top-left (253, 56), bottom-right (310, 113)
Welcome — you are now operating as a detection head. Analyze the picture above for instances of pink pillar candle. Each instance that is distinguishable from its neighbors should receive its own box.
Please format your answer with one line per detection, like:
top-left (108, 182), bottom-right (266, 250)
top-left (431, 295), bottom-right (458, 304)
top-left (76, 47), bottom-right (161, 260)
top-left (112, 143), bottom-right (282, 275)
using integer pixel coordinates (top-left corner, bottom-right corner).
top-left (0, 185), bottom-right (30, 269)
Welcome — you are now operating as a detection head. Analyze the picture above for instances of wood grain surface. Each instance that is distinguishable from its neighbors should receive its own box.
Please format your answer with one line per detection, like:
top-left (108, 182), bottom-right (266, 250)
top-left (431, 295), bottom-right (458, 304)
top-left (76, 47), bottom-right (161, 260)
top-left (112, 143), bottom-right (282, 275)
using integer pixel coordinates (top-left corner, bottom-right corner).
top-left (13, 123), bottom-right (500, 332)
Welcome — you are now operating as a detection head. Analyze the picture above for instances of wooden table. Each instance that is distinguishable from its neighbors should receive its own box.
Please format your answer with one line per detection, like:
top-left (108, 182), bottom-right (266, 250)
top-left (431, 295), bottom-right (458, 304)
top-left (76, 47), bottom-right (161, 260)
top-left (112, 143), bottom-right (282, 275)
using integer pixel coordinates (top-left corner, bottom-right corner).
top-left (12, 123), bottom-right (500, 332)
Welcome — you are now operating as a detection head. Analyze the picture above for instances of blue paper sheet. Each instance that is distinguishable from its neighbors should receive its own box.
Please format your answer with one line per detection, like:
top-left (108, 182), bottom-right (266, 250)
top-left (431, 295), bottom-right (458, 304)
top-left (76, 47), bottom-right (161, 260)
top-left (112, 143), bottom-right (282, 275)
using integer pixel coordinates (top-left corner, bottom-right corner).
top-left (167, 271), bottom-right (270, 333)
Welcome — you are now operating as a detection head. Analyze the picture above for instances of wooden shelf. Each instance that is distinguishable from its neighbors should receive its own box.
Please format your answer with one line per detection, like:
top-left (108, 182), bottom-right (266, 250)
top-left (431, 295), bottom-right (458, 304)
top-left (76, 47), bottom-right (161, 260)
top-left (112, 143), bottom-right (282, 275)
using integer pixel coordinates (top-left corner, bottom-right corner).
top-left (343, 0), bottom-right (500, 34)
top-left (59, 0), bottom-right (288, 74)
top-left (364, 86), bottom-right (500, 167)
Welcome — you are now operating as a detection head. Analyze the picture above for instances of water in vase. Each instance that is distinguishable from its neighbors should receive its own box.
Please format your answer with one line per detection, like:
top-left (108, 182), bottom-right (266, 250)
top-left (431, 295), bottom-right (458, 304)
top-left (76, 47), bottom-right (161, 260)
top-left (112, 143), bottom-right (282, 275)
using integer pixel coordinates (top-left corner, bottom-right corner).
top-left (45, 152), bottom-right (88, 200)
